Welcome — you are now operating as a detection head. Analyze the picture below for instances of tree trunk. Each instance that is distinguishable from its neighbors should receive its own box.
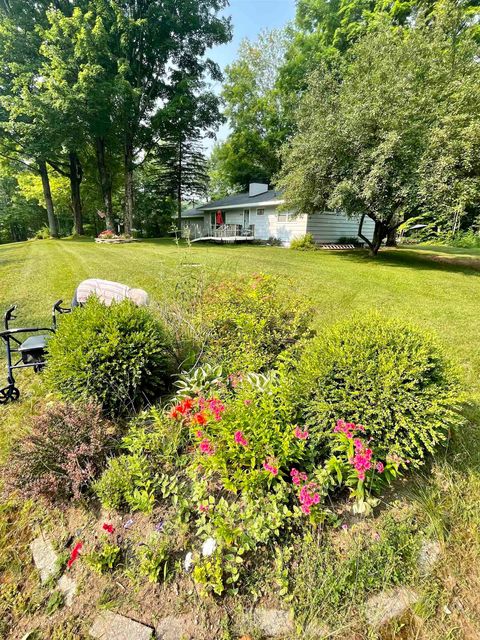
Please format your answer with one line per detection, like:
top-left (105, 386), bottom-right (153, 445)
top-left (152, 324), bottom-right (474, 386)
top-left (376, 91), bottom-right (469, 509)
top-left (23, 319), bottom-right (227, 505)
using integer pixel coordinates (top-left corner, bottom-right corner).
top-left (95, 137), bottom-right (114, 231)
top-left (386, 228), bottom-right (397, 247)
top-left (69, 151), bottom-right (84, 235)
top-left (124, 140), bottom-right (134, 236)
top-left (177, 141), bottom-right (183, 232)
top-left (370, 221), bottom-right (387, 255)
top-left (38, 159), bottom-right (58, 238)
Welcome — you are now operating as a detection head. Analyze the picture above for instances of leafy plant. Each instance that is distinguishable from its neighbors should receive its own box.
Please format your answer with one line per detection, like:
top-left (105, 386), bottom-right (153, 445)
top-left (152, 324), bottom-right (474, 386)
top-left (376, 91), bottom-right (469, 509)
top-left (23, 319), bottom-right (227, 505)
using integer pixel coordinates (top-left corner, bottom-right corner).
top-left (196, 273), bottom-right (313, 374)
top-left (136, 535), bottom-right (171, 583)
top-left (7, 401), bottom-right (117, 504)
top-left (290, 233), bottom-right (317, 250)
top-left (45, 297), bottom-right (175, 416)
top-left (84, 540), bottom-right (121, 574)
top-left (296, 313), bottom-right (461, 465)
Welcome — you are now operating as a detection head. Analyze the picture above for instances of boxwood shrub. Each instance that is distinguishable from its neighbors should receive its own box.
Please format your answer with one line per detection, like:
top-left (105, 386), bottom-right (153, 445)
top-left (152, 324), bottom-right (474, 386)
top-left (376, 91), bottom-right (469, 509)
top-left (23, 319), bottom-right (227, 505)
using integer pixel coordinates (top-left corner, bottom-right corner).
top-left (296, 313), bottom-right (461, 465)
top-left (45, 298), bottom-right (174, 416)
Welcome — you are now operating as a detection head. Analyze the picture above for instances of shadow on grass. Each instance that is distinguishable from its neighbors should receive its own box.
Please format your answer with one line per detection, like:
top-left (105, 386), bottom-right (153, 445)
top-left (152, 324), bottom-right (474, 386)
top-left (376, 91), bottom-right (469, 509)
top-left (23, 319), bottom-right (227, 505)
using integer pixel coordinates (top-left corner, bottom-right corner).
top-left (330, 247), bottom-right (480, 276)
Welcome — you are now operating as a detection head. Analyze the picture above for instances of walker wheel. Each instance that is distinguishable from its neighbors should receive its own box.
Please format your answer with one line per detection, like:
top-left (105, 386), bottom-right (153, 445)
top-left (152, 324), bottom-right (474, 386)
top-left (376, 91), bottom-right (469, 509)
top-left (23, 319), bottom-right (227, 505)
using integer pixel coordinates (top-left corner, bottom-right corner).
top-left (0, 386), bottom-right (20, 404)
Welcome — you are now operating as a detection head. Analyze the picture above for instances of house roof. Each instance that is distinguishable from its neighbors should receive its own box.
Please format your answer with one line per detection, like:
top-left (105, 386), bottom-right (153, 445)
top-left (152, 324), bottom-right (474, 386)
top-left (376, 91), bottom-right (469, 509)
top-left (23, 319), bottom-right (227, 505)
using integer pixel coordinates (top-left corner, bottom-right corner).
top-left (196, 189), bottom-right (284, 212)
top-left (181, 207), bottom-right (204, 218)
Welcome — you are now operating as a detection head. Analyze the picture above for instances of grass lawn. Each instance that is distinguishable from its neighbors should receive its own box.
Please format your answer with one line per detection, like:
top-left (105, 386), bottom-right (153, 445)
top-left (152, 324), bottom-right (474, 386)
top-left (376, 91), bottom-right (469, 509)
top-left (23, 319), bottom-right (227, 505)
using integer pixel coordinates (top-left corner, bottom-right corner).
top-left (1, 238), bottom-right (479, 393)
top-left (1, 237), bottom-right (480, 639)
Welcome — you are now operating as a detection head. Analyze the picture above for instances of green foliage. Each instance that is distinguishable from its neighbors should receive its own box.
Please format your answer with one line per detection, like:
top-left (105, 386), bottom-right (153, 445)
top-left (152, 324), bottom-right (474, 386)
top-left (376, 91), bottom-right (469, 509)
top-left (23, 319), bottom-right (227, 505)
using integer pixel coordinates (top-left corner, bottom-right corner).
top-left (197, 274), bottom-right (313, 373)
top-left (296, 313), bottom-right (461, 465)
top-left (279, 15), bottom-right (480, 254)
top-left (45, 298), bottom-right (175, 416)
top-left (290, 233), bottom-right (317, 251)
top-left (136, 535), bottom-right (171, 583)
top-left (84, 540), bottom-right (121, 574)
top-left (174, 364), bottom-right (225, 400)
top-left (7, 400), bottom-right (117, 504)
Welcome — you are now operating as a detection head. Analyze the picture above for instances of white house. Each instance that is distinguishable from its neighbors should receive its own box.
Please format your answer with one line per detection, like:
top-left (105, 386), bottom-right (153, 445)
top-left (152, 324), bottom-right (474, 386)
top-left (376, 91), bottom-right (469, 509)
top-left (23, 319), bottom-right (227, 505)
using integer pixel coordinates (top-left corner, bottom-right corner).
top-left (181, 183), bottom-right (375, 245)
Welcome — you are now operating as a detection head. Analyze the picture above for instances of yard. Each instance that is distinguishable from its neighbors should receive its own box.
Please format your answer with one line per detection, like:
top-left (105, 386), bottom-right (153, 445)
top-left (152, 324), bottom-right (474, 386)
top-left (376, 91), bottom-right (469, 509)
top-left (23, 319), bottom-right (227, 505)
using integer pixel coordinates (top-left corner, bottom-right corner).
top-left (1, 238), bottom-right (480, 640)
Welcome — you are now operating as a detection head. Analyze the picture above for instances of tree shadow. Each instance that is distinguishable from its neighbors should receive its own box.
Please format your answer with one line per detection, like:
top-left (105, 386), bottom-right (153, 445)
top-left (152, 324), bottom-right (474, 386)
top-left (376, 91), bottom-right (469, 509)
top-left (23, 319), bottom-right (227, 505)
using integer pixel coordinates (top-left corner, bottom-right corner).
top-left (330, 247), bottom-right (480, 276)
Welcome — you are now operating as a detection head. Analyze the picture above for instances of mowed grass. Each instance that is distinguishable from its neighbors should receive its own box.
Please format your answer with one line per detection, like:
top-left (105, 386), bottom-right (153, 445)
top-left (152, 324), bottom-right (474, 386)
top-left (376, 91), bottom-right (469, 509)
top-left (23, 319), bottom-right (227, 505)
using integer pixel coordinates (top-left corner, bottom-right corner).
top-left (0, 237), bottom-right (479, 394)
top-left (1, 238), bottom-right (480, 639)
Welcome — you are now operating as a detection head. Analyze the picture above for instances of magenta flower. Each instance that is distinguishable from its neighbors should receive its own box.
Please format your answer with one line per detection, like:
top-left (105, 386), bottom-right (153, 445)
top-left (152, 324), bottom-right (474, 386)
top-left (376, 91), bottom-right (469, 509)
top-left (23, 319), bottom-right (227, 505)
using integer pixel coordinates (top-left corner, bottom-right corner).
top-left (294, 426), bottom-right (309, 440)
top-left (199, 438), bottom-right (214, 456)
top-left (263, 459), bottom-right (279, 476)
top-left (376, 461), bottom-right (385, 473)
top-left (234, 430), bottom-right (248, 447)
top-left (290, 468), bottom-right (308, 486)
top-left (298, 482), bottom-right (320, 514)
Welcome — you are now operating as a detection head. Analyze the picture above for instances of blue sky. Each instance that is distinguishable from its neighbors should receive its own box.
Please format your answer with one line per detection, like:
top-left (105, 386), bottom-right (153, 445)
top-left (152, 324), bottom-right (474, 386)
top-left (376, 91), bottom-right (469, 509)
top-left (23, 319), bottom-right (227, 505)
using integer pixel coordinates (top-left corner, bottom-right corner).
top-left (206, 0), bottom-right (297, 148)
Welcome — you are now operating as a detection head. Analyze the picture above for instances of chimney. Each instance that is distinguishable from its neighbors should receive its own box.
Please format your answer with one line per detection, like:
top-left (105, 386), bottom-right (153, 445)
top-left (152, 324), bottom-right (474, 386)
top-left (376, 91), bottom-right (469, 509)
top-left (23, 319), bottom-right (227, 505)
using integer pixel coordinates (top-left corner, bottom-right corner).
top-left (249, 182), bottom-right (269, 197)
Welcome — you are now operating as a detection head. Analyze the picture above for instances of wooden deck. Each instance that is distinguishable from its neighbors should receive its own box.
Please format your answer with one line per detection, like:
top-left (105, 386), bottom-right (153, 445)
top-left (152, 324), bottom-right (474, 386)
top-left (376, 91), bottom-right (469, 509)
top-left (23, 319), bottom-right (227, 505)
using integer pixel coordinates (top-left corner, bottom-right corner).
top-left (185, 224), bottom-right (255, 244)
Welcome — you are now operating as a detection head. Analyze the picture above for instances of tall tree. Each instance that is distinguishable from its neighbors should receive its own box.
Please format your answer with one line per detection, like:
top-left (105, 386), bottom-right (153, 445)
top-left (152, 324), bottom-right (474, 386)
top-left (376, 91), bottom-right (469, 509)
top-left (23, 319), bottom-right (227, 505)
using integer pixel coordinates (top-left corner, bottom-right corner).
top-left (278, 7), bottom-right (480, 254)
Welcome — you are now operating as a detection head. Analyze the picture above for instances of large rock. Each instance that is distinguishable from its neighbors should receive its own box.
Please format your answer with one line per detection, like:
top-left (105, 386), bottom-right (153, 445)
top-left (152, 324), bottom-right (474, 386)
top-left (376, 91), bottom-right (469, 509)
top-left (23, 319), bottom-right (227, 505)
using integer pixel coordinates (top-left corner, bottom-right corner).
top-left (30, 536), bottom-right (58, 584)
top-left (89, 611), bottom-right (153, 640)
top-left (418, 539), bottom-right (441, 575)
top-left (58, 574), bottom-right (77, 607)
top-left (155, 614), bottom-right (199, 640)
top-left (252, 608), bottom-right (294, 638)
top-left (366, 587), bottom-right (419, 628)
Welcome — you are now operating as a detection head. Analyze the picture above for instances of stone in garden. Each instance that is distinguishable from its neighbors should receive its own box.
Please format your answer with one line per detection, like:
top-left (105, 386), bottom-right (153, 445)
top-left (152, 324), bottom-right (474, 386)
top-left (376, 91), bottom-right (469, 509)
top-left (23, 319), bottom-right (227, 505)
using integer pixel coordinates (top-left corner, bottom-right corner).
top-left (252, 608), bottom-right (294, 638)
top-left (418, 539), bottom-right (441, 575)
top-left (303, 620), bottom-right (330, 639)
top-left (57, 574), bottom-right (76, 606)
top-left (30, 536), bottom-right (58, 583)
top-left (155, 614), bottom-right (199, 640)
top-left (89, 611), bottom-right (153, 640)
top-left (366, 587), bottom-right (419, 628)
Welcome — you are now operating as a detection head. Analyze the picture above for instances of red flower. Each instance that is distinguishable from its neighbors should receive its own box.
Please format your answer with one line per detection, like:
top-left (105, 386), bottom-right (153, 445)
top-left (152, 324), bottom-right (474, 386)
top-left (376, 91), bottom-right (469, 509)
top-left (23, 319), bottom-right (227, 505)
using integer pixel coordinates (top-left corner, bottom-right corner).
top-left (170, 398), bottom-right (194, 419)
top-left (102, 523), bottom-right (115, 534)
top-left (67, 541), bottom-right (83, 569)
top-left (194, 412), bottom-right (207, 425)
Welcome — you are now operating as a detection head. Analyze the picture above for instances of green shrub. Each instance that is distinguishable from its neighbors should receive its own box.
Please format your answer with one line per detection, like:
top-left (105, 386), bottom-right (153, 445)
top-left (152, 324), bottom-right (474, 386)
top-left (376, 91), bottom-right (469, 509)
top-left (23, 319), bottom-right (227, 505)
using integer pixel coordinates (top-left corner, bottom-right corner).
top-left (290, 233), bottom-right (317, 251)
top-left (7, 401), bottom-right (117, 504)
top-left (45, 298), bottom-right (175, 416)
top-left (197, 274), bottom-right (313, 374)
top-left (33, 227), bottom-right (50, 240)
top-left (296, 313), bottom-right (461, 465)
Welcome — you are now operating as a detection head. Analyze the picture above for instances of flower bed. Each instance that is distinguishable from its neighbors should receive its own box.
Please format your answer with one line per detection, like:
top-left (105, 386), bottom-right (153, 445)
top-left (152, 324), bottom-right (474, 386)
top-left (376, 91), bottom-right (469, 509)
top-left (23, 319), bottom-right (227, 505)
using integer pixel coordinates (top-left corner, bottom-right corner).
top-left (95, 230), bottom-right (135, 244)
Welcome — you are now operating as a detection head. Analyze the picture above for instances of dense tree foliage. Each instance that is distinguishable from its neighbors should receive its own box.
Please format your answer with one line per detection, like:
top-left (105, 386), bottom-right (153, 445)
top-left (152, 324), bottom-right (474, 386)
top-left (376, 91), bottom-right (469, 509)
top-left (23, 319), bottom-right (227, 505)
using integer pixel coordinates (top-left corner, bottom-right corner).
top-left (0, 0), bottom-right (231, 242)
top-left (278, 4), bottom-right (480, 254)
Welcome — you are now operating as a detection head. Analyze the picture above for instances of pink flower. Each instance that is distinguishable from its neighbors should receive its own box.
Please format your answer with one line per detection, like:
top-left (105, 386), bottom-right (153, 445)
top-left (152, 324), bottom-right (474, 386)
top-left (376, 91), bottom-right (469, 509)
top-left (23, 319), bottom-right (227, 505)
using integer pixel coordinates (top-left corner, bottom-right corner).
top-left (198, 504), bottom-right (209, 512)
top-left (244, 399), bottom-right (252, 406)
top-left (298, 482), bottom-right (320, 514)
top-left (334, 419), bottom-right (365, 439)
top-left (234, 430), bottom-right (248, 447)
top-left (195, 430), bottom-right (204, 438)
top-left (294, 426), bottom-right (309, 440)
top-left (208, 398), bottom-right (226, 421)
top-left (263, 459), bottom-right (279, 476)
top-left (199, 438), bottom-right (214, 456)
top-left (290, 468), bottom-right (308, 486)
top-left (376, 462), bottom-right (385, 473)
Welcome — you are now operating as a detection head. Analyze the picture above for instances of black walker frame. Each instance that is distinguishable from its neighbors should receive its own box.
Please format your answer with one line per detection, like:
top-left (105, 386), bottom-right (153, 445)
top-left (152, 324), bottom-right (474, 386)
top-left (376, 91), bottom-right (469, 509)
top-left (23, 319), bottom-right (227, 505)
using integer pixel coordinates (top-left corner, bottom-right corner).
top-left (0, 300), bottom-right (71, 404)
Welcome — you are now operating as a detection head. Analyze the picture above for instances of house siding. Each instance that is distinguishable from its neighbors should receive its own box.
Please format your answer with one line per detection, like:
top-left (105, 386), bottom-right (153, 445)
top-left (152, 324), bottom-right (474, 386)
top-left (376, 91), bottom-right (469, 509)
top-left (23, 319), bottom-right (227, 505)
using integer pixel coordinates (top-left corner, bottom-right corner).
top-left (306, 212), bottom-right (375, 243)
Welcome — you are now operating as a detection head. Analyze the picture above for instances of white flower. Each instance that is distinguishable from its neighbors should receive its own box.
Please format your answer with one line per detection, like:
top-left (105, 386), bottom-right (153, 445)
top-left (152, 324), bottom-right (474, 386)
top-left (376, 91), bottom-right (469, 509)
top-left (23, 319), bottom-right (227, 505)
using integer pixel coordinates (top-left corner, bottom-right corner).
top-left (201, 537), bottom-right (217, 557)
top-left (184, 551), bottom-right (193, 572)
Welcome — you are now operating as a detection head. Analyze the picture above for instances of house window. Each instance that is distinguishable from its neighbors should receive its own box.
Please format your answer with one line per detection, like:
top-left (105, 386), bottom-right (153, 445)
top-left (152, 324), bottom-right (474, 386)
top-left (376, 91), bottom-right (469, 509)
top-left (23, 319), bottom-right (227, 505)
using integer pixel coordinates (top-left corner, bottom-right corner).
top-left (256, 208), bottom-right (265, 216)
top-left (277, 212), bottom-right (289, 223)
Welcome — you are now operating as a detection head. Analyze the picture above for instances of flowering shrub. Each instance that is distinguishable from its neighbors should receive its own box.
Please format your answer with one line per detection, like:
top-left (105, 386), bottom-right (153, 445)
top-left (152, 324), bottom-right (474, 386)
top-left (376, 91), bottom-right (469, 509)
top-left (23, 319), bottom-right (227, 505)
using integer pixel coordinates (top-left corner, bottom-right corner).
top-left (45, 297), bottom-right (175, 416)
top-left (326, 420), bottom-right (402, 514)
top-left (7, 401), bottom-right (117, 504)
top-left (196, 274), bottom-right (313, 374)
top-left (97, 229), bottom-right (116, 239)
top-left (296, 312), bottom-right (461, 465)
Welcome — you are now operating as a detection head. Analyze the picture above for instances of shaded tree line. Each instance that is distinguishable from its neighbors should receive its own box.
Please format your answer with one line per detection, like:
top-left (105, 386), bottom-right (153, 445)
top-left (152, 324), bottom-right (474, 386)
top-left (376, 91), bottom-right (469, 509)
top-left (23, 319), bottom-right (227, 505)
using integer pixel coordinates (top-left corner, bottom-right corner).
top-left (0, 0), bottom-right (231, 242)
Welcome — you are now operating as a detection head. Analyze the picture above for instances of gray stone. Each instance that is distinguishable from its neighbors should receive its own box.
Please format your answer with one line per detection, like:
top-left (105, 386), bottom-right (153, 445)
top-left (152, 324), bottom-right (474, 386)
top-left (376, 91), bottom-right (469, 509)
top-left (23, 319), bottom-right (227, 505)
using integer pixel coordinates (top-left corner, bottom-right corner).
top-left (89, 611), bottom-right (153, 640)
top-left (418, 539), bottom-right (441, 575)
top-left (30, 536), bottom-right (58, 584)
top-left (366, 587), bottom-right (419, 628)
top-left (155, 614), bottom-right (197, 640)
top-left (252, 608), bottom-right (294, 638)
top-left (57, 574), bottom-right (76, 606)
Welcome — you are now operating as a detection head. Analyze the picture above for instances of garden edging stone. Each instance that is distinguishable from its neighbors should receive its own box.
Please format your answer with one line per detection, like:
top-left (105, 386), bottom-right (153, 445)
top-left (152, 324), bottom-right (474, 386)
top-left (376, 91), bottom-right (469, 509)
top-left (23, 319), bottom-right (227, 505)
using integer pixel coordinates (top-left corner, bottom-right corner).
top-left (30, 535), bottom-right (59, 584)
top-left (89, 611), bottom-right (153, 640)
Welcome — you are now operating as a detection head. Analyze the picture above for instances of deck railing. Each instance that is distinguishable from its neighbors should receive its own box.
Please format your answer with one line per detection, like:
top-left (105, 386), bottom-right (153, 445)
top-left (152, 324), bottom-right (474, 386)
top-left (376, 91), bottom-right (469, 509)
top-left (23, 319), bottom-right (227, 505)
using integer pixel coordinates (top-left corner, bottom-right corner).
top-left (183, 224), bottom-right (254, 240)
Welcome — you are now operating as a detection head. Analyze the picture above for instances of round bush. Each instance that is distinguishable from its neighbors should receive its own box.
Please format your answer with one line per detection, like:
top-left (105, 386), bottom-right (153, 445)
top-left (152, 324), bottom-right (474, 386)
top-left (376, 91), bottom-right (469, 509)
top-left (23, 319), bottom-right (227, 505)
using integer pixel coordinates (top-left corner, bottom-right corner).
top-left (296, 313), bottom-right (461, 465)
top-left (45, 298), bottom-right (174, 416)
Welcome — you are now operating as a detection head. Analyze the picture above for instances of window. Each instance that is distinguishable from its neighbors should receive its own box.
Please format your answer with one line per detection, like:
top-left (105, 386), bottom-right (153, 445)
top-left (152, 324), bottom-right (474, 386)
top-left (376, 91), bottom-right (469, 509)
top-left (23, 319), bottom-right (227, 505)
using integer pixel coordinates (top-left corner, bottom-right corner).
top-left (277, 212), bottom-right (289, 223)
top-left (256, 208), bottom-right (265, 216)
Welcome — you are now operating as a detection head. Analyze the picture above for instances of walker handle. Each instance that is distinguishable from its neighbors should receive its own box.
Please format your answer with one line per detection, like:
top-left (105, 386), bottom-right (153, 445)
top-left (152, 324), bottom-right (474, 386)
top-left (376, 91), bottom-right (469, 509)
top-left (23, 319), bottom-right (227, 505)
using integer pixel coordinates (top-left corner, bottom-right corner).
top-left (4, 305), bottom-right (17, 330)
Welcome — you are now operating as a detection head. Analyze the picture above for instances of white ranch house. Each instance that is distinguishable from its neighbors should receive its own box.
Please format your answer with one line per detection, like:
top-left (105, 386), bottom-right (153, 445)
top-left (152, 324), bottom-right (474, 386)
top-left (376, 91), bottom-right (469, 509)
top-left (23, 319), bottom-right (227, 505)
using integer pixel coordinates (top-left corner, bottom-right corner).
top-left (181, 183), bottom-right (375, 246)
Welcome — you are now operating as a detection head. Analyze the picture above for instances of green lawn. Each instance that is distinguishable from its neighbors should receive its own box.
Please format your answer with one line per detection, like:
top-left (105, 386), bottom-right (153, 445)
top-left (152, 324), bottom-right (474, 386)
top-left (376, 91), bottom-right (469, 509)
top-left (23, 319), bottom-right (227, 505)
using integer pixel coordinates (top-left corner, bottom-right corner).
top-left (1, 237), bottom-right (480, 639)
top-left (1, 238), bottom-right (479, 395)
